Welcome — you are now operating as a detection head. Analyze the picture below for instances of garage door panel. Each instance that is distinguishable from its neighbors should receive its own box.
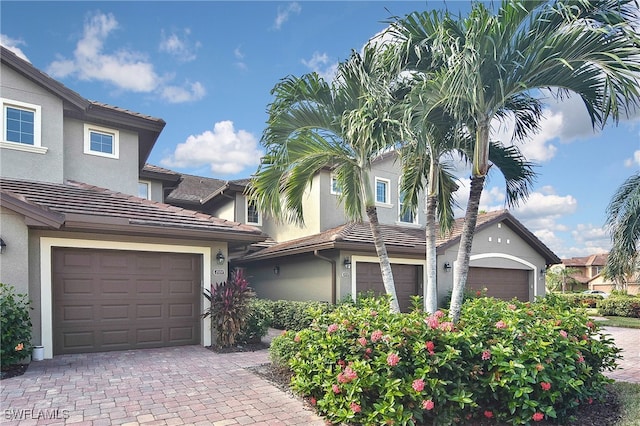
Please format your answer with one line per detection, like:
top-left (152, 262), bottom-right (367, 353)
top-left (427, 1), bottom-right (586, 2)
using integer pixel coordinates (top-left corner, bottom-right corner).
top-left (53, 248), bottom-right (201, 354)
top-left (99, 253), bottom-right (129, 269)
top-left (356, 263), bottom-right (421, 312)
top-left (468, 267), bottom-right (529, 301)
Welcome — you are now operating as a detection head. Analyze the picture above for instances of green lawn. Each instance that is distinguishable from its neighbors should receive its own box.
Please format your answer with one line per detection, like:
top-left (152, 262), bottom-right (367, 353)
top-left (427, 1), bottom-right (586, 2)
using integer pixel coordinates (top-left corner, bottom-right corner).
top-left (614, 382), bottom-right (640, 426)
top-left (595, 316), bottom-right (640, 329)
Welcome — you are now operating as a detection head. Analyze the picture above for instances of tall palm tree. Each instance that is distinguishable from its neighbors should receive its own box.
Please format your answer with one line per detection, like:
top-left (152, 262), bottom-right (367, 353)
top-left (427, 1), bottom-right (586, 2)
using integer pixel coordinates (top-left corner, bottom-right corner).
top-left (391, 0), bottom-right (640, 321)
top-left (605, 172), bottom-right (640, 289)
top-left (249, 47), bottom-right (405, 313)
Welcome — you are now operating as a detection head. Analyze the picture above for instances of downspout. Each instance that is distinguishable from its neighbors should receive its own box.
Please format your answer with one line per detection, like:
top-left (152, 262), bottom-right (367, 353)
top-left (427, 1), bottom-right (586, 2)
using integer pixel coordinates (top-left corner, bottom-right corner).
top-left (314, 250), bottom-right (336, 304)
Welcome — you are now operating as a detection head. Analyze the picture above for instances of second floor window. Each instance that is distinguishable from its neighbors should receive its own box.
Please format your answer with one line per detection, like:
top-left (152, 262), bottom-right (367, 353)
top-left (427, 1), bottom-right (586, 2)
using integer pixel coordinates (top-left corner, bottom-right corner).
top-left (331, 175), bottom-right (342, 195)
top-left (247, 199), bottom-right (261, 225)
top-left (84, 124), bottom-right (119, 159)
top-left (375, 178), bottom-right (390, 204)
top-left (138, 181), bottom-right (150, 199)
top-left (399, 190), bottom-right (416, 224)
top-left (2, 98), bottom-right (42, 149)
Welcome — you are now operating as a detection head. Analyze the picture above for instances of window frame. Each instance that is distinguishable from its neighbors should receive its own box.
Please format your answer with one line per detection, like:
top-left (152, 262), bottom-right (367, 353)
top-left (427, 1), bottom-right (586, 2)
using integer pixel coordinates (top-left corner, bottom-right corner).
top-left (83, 123), bottom-right (119, 159)
top-left (138, 180), bottom-right (151, 200)
top-left (246, 198), bottom-right (262, 226)
top-left (398, 188), bottom-right (418, 224)
top-left (330, 174), bottom-right (342, 195)
top-left (0, 98), bottom-right (45, 154)
top-left (375, 177), bottom-right (391, 205)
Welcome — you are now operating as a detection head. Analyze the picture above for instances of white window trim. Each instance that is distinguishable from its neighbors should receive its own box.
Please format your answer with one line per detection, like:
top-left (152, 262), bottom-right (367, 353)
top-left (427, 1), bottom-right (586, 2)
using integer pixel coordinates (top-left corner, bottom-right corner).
top-left (330, 174), bottom-right (342, 195)
top-left (245, 198), bottom-right (262, 226)
top-left (84, 123), bottom-right (119, 159)
top-left (1, 98), bottom-right (44, 152)
top-left (138, 180), bottom-right (151, 200)
top-left (375, 177), bottom-right (391, 206)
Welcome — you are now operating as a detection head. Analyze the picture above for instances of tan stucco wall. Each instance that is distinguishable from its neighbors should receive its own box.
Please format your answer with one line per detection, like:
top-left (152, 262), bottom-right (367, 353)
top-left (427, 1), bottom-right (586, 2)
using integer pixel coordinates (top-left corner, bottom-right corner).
top-left (0, 208), bottom-right (30, 292)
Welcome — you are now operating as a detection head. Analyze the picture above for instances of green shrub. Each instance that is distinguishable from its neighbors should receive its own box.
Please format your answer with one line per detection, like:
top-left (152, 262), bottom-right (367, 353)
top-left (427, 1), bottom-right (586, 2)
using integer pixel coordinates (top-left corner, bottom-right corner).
top-left (202, 270), bottom-right (255, 348)
top-left (237, 298), bottom-right (273, 344)
top-left (598, 296), bottom-right (640, 318)
top-left (273, 294), bottom-right (619, 425)
top-left (555, 293), bottom-right (603, 308)
top-left (0, 283), bottom-right (33, 368)
top-left (269, 299), bottom-right (333, 331)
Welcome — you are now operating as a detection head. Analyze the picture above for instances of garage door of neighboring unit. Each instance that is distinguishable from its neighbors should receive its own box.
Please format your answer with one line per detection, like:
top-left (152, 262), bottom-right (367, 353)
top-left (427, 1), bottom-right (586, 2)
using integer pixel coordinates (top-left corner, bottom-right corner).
top-left (356, 262), bottom-right (422, 312)
top-left (467, 267), bottom-right (529, 301)
top-left (53, 248), bottom-right (201, 355)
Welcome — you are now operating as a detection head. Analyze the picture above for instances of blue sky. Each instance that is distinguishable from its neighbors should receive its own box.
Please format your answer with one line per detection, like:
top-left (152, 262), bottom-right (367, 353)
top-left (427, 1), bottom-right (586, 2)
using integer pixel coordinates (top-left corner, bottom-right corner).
top-left (2, 1), bottom-right (639, 259)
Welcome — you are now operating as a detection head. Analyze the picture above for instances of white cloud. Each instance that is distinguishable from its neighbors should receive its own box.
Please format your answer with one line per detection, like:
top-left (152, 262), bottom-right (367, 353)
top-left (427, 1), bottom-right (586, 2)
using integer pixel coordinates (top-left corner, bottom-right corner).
top-left (0, 34), bottom-right (29, 61)
top-left (234, 46), bottom-right (247, 71)
top-left (161, 121), bottom-right (263, 175)
top-left (273, 2), bottom-right (301, 30)
top-left (624, 149), bottom-right (640, 167)
top-left (46, 12), bottom-right (205, 103)
top-left (302, 52), bottom-right (338, 82)
top-left (159, 28), bottom-right (200, 62)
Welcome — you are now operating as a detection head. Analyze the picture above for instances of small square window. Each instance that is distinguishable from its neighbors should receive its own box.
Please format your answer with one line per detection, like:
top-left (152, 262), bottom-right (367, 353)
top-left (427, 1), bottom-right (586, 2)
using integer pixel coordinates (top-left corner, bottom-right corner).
top-left (1, 98), bottom-right (42, 150)
top-left (84, 124), bottom-right (119, 158)
top-left (375, 178), bottom-right (390, 204)
top-left (138, 181), bottom-right (150, 199)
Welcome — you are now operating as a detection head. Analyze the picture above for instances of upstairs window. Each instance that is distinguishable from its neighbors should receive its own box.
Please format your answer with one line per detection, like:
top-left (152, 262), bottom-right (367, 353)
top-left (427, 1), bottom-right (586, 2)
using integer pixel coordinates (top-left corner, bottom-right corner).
top-left (84, 124), bottom-right (119, 158)
top-left (375, 177), bottom-right (390, 204)
top-left (399, 190), bottom-right (417, 224)
top-left (246, 199), bottom-right (261, 225)
top-left (1, 98), bottom-right (43, 152)
top-left (330, 174), bottom-right (342, 195)
top-left (138, 181), bottom-right (151, 199)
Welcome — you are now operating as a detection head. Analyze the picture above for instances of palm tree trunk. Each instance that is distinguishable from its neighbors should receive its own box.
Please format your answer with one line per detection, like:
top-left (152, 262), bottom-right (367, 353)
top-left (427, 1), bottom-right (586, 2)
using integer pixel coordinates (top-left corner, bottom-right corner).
top-left (449, 174), bottom-right (485, 322)
top-left (425, 192), bottom-right (438, 314)
top-left (366, 206), bottom-right (401, 313)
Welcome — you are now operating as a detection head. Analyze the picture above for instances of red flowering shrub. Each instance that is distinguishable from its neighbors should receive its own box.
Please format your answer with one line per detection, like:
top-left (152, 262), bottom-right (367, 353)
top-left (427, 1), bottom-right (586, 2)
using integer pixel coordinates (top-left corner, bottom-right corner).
top-left (271, 294), bottom-right (619, 425)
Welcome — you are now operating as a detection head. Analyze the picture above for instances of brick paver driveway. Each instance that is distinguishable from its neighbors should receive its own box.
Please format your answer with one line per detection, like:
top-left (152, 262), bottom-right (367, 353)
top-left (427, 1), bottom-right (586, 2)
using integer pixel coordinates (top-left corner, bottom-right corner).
top-left (1, 345), bottom-right (326, 425)
top-left (602, 326), bottom-right (640, 383)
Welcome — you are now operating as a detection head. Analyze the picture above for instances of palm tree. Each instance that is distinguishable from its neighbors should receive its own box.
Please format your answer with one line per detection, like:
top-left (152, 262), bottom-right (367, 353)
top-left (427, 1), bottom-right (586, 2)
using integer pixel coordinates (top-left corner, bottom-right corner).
top-left (391, 0), bottom-right (640, 321)
top-left (605, 172), bottom-right (640, 290)
top-left (249, 47), bottom-right (405, 313)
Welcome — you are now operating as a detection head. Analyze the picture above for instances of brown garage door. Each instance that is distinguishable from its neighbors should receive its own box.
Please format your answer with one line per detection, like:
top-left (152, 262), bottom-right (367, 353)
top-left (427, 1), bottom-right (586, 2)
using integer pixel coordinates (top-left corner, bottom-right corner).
top-left (356, 262), bottom-right (422, 312)
top-left (467, 267), bottom-right (529, 301)
top-left (53, 248), bottom-right (201, 355)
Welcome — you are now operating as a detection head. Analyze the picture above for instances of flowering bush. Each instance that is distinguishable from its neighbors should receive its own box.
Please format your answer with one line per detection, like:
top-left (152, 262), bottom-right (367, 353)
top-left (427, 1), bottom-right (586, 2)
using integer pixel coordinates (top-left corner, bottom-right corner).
top-left (271, 294), bottom-right (619, 425)
top-left (0, 283), bottom-right (33, 368)
top-left (202, 270), bottom-right (255, 347)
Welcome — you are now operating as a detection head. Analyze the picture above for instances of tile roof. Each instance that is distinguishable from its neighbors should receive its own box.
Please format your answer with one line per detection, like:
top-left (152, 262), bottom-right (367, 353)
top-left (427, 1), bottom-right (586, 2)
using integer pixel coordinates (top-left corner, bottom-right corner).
top-left (237, 209), bottom-right (560, 264)
top-left (562, 253), bottom-right (609, 267)
top-left (165, 174), bottom-right (228, 204)
top-left (0, 178), bottom-right (265, 243)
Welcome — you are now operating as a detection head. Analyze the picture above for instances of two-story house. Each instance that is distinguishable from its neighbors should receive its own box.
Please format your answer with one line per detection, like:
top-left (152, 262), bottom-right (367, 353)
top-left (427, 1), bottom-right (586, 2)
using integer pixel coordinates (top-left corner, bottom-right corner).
top-left (561, 254), bottom-right (639, 295)
top-left (162, 151), bottom-right (560, 311)
top-left (0, 47), bottom-right (265, 358)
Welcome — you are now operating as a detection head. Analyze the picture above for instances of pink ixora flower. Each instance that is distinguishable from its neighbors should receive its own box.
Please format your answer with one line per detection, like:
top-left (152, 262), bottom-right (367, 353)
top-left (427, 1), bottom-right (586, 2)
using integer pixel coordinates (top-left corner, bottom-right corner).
top-left (484, 411), bottom-right (494, 419)
top-left (532, 412), bottom-right (544, 422)
top-left (310, 397), bottom-right (317, 406)
top-left (387, 353), bottom-right (400, 366)
top-left (294, 334), bottom-right (301, 343)
top-left (425, 315), bottom-right (440, 329)
top-left (434, 310), bottom-right (445, 319)
top-left (495, 320), bottom-right (507, 329)
top-left (350, 402), bottom-right (361, 413)
top-left (412, 379), bottom-right (425, 392)
top-left (327, 323), bottom-right (339, 333)
top-left (586, 321), bottom-right (595, 329)
top-left (357, 337), bottom-right (367, 346)
top-left (425, 341), bottom-right (435, 354)
top-left (422, 399), bottom-right (434, 410)
top-left (559, 330), bottom-right (568, 338)
top-left (370, 310), bottom-right (378, 317)
top-left (332, 384), bottom-right (341, 394)
top-left (540, 382), bottom-right (551, 391)
top-left (337, 366), bottom-right (358, 383)
top-left (577, 355), bottom-right (585, 363)
top-left (481, 350), bottom-right (491, 361)
top-left (508, 304), bottom-right (517, 310)
top-left (439, 321), bottom-right (454, 332)
top-left (370, 330), bottom-right (383, 342)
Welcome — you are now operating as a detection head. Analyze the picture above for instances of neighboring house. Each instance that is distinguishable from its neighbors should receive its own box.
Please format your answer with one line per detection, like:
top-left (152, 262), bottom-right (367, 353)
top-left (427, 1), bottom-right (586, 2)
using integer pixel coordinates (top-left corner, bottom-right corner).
top-left (0, 46), bottom-right (265, 358)
top-left (162, 154), bottom-right (560, 311)
top-left (560, 254), bottom-right (639, 295)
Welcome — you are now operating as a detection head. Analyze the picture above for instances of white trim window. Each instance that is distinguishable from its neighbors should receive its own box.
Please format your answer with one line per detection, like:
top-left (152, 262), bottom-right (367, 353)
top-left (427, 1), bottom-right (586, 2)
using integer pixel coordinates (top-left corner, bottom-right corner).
top-left (330, 174), bottom-right (342, 195)
top-left (84, 124), bottom-right (119, 158)
top-left (398, 189), bottom-right (417, 224)
top-left (138, 181), bottom-right (151, 199)
top-left (246, 199), bottom-right (262, 225)
top-left (375, 177), bottom-right (390, 205)
top-left (1, 98), bottom-right (45, 153)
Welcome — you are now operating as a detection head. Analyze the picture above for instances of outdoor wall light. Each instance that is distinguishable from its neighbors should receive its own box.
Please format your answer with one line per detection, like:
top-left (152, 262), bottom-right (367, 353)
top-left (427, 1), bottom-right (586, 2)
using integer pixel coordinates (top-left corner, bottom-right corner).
top-left (273, 265), bottom-right (280, 275)
top-left (0, 238), bottom-right (6, 254)
top-left (443, 261), bottom-right (452, 272)
top-left (343, 257), bottom-right (351, 269)
top-left (216, 250), bottom-right (225, 265)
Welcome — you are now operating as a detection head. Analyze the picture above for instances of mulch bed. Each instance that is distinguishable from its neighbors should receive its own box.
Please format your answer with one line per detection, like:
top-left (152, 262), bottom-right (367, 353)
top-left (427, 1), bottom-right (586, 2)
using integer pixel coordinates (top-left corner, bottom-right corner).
top-left (1, 363), bottom-right (29, 380)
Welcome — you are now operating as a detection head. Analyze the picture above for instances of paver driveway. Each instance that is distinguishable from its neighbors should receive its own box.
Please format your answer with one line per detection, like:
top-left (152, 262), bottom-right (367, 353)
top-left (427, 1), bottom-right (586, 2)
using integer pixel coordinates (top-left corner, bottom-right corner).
top-left (1, 345), bottom-right (326, 426)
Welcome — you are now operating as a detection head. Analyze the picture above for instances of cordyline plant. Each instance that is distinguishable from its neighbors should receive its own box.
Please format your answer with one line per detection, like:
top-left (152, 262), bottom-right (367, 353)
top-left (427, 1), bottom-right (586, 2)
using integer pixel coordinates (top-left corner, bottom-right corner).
top-left (202, 270), bottom-right (255, 348)
top-left (0, 283), bottom-right (33, 368)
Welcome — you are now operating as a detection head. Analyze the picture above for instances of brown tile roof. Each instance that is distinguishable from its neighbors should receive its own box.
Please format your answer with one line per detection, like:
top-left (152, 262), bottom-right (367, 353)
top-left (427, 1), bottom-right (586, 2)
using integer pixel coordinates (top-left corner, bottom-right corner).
top-left (141, 164), bottom-right (182, 183)
top-left (562, 253), bottom-right (608, 267)
top-left (237, 209), bottom-right (560, 264)
top-left (165, 174), bottom-right (228, 204)
top-left (0, 178), bottom-right (265, 243)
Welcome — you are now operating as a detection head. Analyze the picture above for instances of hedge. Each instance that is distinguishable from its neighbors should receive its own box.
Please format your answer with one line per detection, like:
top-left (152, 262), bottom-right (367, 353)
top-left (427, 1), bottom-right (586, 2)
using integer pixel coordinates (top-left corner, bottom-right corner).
top-left (598, 296), bottom-right (640, 318)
